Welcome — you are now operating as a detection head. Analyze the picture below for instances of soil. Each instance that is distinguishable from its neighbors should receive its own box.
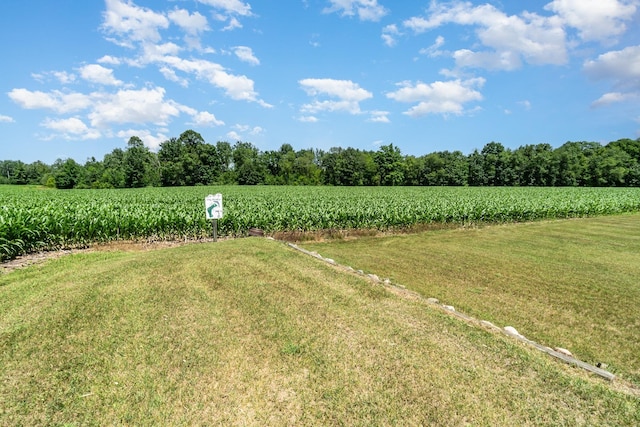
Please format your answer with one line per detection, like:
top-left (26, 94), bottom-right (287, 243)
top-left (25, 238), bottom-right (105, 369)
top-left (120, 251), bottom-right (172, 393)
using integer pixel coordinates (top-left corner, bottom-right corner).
top-left (0, 239), bottom-right (212, 274)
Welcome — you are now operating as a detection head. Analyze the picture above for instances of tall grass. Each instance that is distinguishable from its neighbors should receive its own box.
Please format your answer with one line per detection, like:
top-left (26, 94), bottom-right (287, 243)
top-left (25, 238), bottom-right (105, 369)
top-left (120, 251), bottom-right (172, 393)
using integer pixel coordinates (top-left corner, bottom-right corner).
top-left (2, 185), bottom-right (640, 260)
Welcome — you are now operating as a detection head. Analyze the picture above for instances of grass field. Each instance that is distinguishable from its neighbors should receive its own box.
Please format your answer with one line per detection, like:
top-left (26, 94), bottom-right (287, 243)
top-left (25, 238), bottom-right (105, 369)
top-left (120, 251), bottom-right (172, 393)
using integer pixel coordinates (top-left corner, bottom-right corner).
top-left (300, 213), bottom-right (640, 387)
top-left (1, 230), bottom-right (639, 425)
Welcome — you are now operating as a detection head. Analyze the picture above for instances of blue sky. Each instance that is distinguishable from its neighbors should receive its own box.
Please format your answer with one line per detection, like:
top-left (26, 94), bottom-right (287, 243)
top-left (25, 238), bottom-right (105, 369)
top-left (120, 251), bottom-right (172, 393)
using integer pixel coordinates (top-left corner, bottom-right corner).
top-left (1, 0), bottom-right (639, 164)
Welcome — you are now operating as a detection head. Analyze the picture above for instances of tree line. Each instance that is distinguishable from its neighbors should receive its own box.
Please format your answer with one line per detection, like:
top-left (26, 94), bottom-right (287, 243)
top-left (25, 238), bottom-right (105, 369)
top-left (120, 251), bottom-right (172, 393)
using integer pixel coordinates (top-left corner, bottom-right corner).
top-left (2, 130), bottom-right (639, 188)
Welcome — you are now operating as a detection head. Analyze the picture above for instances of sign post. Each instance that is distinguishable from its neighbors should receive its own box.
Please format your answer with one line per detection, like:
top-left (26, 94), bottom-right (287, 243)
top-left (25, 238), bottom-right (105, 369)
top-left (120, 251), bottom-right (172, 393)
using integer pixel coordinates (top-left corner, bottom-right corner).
top-left (205, 194), bottom-right (223, 242)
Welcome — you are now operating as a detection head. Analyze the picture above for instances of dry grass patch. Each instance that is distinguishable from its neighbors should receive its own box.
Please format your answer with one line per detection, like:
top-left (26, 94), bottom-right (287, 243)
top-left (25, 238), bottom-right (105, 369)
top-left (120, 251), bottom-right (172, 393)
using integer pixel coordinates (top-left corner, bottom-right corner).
top-left (300, 213), bottom-right (640, 387)
top-left (1, 238), bottom-right (638, 425)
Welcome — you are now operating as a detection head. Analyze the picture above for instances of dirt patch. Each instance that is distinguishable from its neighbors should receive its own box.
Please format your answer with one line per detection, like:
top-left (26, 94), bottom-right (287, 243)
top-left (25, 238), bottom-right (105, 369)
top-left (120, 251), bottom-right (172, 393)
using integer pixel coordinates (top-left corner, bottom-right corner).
top-left (1, 239), bottom-right (223, 274)
top-left (1, 248), bottom-right (92, 274)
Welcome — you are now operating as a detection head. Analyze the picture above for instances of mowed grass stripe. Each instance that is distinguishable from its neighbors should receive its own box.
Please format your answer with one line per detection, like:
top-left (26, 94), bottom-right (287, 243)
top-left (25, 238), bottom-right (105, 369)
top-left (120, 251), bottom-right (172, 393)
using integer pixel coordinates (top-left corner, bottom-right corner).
top-left (301, 213), bottom-right (640, 386)
top-left (1, 238), bottom-right (638, 425)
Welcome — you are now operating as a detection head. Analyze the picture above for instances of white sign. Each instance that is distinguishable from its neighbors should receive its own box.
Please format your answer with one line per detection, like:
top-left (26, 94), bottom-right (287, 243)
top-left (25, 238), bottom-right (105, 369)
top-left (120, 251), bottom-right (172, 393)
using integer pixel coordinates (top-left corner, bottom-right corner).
top-left (205, 194), bottom-right (223, 219)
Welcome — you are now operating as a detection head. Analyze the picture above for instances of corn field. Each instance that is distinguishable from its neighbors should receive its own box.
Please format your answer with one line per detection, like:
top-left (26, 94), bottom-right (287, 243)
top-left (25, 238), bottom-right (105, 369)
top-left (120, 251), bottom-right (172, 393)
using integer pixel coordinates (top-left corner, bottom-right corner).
top-left (2, 185), bottom-right (640, 261)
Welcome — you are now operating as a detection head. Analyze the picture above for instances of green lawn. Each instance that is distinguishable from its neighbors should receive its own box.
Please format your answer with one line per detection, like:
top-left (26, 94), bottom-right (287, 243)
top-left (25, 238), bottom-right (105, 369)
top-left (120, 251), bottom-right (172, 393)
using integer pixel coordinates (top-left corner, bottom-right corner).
top-left (1, 237), bottom-right (639, 426)
top-left (301, 213), bottom-right (640, 387)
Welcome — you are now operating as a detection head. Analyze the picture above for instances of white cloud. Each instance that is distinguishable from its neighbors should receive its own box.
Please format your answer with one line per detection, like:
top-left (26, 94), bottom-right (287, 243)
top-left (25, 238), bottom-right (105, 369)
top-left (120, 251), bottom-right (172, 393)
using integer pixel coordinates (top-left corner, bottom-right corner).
top-left (41, 117), bottom-right (102, 140)
top-left (8, 89), bottom-right (93, 114)
top-left (382, 24), bottom-right (400, 47)
top-left (584, 45), bottom-right (640, 106)
top-left (226, 130), bottom-right (242, 141)
top-left (197, 0), bottom-right (252, 17)
top-left (324, 0), bottom-right (388, 21)
top-left (79, 64), bottom-right (123, 86)
top-left (299, 78), bottom-right (373, 114)
top-left (53, 71), bottom-right (77, 84)
top-left (518, 100), bottom-right (532, 110)
top-left (168, 8), bottom-right (209, 35)
top-left (189, 111), bottom-right (225, 127)
top-left (0, 115), bottom-right (14, 123)
top-left (87, 87), bottom-right (182, 128)
top-left (298, 115), bottom-right (319, 123)
top-left (419, 35), bottom-right (445, 57)
top-left (116, 129), bottom-right (168, 151)
top-left (158, 56), bottom-right (270, 105)
top-left (387, 78), bottom-right (485, 117)
top-left (169, 8), bottom-right (210, 50)
top-left (101, 0), bottom-right (170, 46)
top-left (31, 71), bottom-right (76, 84)
top-left (221, 16), bottom-right (243, 31)
top-left (368, 110), bottom-right (390, 123)
top-left (97, 55), bottom-right (122, 65)
top-left (545, 0), bottom-right (638, 43)
top-left (584, 45), bottom-right (640, 89)
top-left (233, 46), bottom-right (260, 65)
top-left (403, 2), bottom-right (567, 70)
top-left (98, 2), bottom-right (268, 106)
top-left (591, 92), bottom-right (639, 107)
top-left (159, 66), bottom-right (189, 87)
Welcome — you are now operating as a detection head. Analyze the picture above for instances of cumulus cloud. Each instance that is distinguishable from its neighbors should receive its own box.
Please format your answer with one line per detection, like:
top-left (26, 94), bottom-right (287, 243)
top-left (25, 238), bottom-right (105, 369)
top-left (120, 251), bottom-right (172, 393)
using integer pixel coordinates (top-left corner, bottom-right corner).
top-left (299, 78), bottom-right (373, 114)
top-left (88, 87), bottom-right (183, 128)
top-left (298, 115), bottom-right (319, 123)
top-left (221, 16), bottom-right (243, 31)
top-left (0, 115), bottom-right (15, 123)
top-left (324, 0), bottom-right (388, 21)
top-left (159, 67), bottom-right (190, 87)
top-left (188, 111), bottom-right (225, 127)
top-left (419, 35), bottom-right (446, 57)
top-left (197, 0), bottom-right (252, 17)
top-left (97, 55), bottom-right (122, 65)
top-left (159, 56), bottom-right (269, 105)
top-left (79, 64), bottom-right (123, 86)
top-left (402, 2), bottom-right (567, 70)
top-left (168, 8), bottom-right (210, 49)
top-left (168, 8), bottom-right (209, 35)
top-left (226, 130), bottom-right (242, 141)
top-left (386, 78), bottom-right (485, 117)
top-left (368, 110), bottom-right (390, 123)
top-left (584, 45), bottom-right (640, 106)
top-left (102, 0), bottom-right (170, 46)
top-left (584, 45), bottom-right (640, 88)
top-left (545, 0), bottom-right (638, 43)
top-left (98, 0), bottom-right (269, 106)
top-left (8, 89), bottom-right (93, 114)
top-left (591, 92), bottom-right (639, 107)
top-left (53, 71), bottom-right (77, 84)
top-left (518, 100), bottom-right (532, 110)
top-left (382, 24), bottom-right (400, 47)
top-left (41, 117), bottom-right (102, 140)
top-left (116, 128), bottom-right (168, 150)
top-left (233, 46), bottom-right (260, 65)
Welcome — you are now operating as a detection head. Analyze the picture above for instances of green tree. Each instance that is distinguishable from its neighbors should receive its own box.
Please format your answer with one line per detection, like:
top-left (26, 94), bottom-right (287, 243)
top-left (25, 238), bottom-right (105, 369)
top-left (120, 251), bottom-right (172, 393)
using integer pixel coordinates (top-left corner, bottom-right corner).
top-left (81, 157), bottom-right (106, 188)
top-left (292, 148), bottom-right (322, 185)
top-left (514, 143), bottom-right (555, 186)
top-left (53, 158), bottom-right (83, 189)
top-left (24, 161), bottom-right (52, 185)
top-left (159, 137), bottom-right (186, 186)
top-left (375, 144), bottom-right (405, 186)
top-left (124, 136), bottom-right (159, 187)
top-left (480, 142), bottom-right (509, 186)
top-left (589, 146), bottom-right (633, 186)
top-left (553, 141), bottom-right (600, 186)
top-left (101, 148), bottom-right (126, 188)
top-left (467, 149), bottom-right (485, 186)
top-left (233, 141), bottom-right (266, 185)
